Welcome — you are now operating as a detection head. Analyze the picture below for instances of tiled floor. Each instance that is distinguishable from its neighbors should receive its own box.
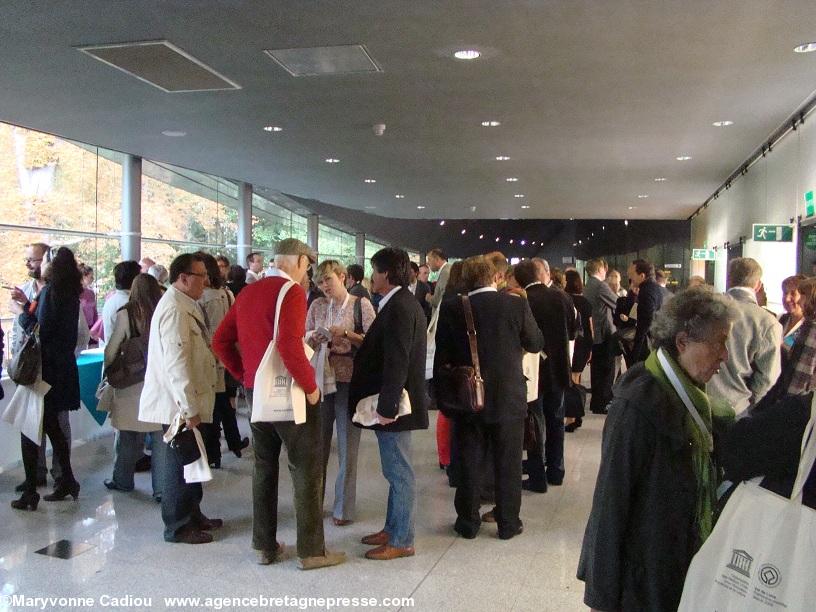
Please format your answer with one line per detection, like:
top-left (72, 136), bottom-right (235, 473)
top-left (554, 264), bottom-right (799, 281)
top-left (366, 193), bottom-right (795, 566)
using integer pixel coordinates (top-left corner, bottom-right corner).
top-left (0, 410), bottom-right (603, 611)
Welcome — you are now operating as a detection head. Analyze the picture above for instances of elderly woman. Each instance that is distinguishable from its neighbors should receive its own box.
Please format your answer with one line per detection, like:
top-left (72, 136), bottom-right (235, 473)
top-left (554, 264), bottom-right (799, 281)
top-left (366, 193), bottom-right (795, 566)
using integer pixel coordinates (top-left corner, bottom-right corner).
top-left (578, 288), bottom-right (737, 612)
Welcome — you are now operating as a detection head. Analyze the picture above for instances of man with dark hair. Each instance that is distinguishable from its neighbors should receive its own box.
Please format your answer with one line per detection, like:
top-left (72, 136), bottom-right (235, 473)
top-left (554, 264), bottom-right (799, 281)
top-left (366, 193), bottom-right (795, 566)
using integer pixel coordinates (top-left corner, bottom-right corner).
top-left (349, 248), bottom-right (428, 560)
top-left (102, 260), bottom-right (141, 345)
top-left (426, 248), bottom-right (450, 310)
top-left (215, 255), bottom-right (230, 281)
top-left (627, 258), bottom-right (663, 363)
top-left (418, 263), bottom-right (430, 285)
top-left (408, 261), bottom-right (431, 319)
top-left (140, 252), bottom-right (221, 545)
top-left (514, 260), bottom-right (576, 491)
top-left (346, 264), bottom-right (371, 301)
top-left (245, 252), bottom-right (264, 284)
top-left (584, 258), bottom-right (618, 414)
top-left (655, 269), bottom-right (672, 303)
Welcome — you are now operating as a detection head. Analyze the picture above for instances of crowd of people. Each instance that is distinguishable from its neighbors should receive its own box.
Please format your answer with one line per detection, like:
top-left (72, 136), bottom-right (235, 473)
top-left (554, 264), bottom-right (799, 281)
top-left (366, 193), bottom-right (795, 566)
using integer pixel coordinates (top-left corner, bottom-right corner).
top-left (3, 238), bottom-right (816, 608)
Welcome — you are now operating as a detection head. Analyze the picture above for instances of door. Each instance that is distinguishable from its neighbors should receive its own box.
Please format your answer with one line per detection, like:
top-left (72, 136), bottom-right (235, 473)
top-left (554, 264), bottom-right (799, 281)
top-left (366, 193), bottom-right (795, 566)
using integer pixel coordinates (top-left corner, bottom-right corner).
top-left (798, 220), bottom-right (816, 275)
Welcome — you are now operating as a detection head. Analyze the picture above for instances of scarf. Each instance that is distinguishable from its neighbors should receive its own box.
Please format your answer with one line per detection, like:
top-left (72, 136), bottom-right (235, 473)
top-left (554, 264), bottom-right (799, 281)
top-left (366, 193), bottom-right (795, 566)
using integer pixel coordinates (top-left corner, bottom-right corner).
top-left (644, 349), bottom-right (733, 544)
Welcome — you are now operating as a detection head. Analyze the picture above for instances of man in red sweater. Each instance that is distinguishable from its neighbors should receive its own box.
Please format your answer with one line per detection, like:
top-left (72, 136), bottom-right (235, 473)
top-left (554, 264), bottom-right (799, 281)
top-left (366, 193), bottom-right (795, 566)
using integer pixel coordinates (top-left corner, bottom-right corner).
top-left (213, 238), bottom-right (345, 570)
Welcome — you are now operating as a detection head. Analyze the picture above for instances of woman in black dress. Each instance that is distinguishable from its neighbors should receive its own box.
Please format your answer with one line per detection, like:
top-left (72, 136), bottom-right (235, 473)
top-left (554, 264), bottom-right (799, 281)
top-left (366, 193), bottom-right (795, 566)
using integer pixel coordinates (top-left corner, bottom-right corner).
top-left (11, 247), bottom-right (83, 510)
top-left (565, 269), bottom-right (593, 431)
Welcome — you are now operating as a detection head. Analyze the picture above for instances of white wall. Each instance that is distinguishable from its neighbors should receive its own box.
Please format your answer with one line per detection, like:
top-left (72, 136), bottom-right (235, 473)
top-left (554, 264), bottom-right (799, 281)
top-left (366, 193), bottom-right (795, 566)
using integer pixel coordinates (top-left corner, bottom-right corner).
top-left (0, 377), bottom-right (113, 472)
top-left (691, 116), bottom-right (816, 311)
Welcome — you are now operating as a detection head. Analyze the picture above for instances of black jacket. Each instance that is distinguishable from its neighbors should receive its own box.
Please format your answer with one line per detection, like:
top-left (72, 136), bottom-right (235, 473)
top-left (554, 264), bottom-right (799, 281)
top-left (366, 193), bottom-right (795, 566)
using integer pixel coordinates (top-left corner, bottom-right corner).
top-left (349, 287), bottom-right (428, 432)
top-left (20, 285), bottom-right (80, 412)
top-left (433, 290), bottom-right (543, 422)
top-left (578, 364), bottom-right (701, 612)
top-left (632, 278), bottom-right (663, 362)
top-left (349, 282), bottom-right (371, 302)
top-left (412, 280), bottom-right (432, 320)
top-left (526, 283), bottom-right (576, 392)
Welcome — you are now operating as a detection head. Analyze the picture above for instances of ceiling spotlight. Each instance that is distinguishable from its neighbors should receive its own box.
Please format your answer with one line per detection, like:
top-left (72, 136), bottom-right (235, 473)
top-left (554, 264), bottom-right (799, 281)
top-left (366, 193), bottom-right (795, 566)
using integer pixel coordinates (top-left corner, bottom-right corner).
top-left (624, 219), bottom-right (629, 226)
top-left (509, 239), bottom-right (514, 244)
top-left (454, 49), bottom-right (481, 60)
top-left (439, 220), bottom-right (446, 226)
top-left (364, 178), bottom-right (376, 183)
top-left (794, 42), bottom-right (816, 53)
top-left (638, 194), bottom-right (649, 199)
top-left (495, 155), bottom-right (511, 161)
top-left (495, 237), bottom-right (500, 242)
top-left (676, 155), bottom-right (692, 161)
top-left (578, 240), bottom-right (582, 244)
top-left (479, 234), bottom-right (484, 239)
top-left (521, 205), bottom-right (530, 209)
top-left (628, 206), bottom-right (636, 210)
top-left (161, 130), bottom-right (187, 137)
top-left (520, 240), bottom-right (526, 246)
top-left (395, 194), bottom-right (405, 199)
top-left (514, 194), bottom-right (525, 198)
top-left (532, 241), bottom-right (537, 245)
top-left (506, 177), bottom-right (519, 182)
top-left (325, 158), bottom-right (340, 163)
top-left (416, 205), bottom-right (426, 210)
top-left (461, 229), bottom-right (467, 235)
top-left (263, 126), bottom-right (283, 132)
top-left (654, 177), bottom-right (667, 182)
top-left (591, 232), bottom-right (595, 236)
top-left (602, 225), bottom-right (605, 230)
top-left (481, 120), bottom-right (501, 127)
top-left (712, 120), bottom-right (734, 127)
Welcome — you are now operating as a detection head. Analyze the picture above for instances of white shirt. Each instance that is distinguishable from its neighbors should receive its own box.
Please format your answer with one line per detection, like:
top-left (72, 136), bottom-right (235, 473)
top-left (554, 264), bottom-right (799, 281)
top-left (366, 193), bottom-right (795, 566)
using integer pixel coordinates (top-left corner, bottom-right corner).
top-left (408, 281), bottom-right (418, 295)
top-left (524, 281), bottom-right (543, 290)
top-left (101, 289), bottom-right (130, 346)
top-left (246, 269), bottom-right (264, 284)
top-left (266, 267), bottom-right (293, 282)
top-left (468, 287), bottom-right (497, 297)
top-left (377, 286), bottom-right (401, 310)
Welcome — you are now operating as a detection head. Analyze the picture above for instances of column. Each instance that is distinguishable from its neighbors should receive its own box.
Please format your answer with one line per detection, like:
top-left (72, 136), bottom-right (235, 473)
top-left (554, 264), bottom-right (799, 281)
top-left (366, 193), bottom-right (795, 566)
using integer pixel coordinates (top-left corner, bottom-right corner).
top-left (355, 232), bottom-right (366, 266)
top-left (237, 182), bottom-right (253, 264)
top-left (121, 155), bottom-right (142, 262)
top-left (307, 214), bottom-right (319, 255)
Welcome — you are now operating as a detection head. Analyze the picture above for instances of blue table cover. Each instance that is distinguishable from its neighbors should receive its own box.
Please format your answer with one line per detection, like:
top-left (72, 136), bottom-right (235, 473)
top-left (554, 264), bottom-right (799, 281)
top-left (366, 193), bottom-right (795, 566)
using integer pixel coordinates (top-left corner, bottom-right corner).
top-left (76, 352), bottom-right (107, 425)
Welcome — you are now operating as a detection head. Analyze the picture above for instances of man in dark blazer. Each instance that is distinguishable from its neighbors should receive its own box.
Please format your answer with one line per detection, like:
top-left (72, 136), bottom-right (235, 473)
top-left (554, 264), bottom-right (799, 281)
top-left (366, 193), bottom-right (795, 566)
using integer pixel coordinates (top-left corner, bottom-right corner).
top-left (434, 256), bottom-right (543, 539)
top-left (584, 258), bottom-right (619, 414)
top-left (514, 260), bottom-right (576, 491)
top-left (628, 259), bottom-right (664, 363)
top-left (408, 262), bottom-right (432, 320)
top-left (349, 248), bottom-right (428, 561)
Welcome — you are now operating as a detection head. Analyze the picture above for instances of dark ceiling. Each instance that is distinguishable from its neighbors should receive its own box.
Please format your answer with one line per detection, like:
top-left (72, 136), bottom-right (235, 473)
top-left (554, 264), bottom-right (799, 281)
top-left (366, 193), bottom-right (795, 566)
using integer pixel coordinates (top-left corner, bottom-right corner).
top-left (2, 1), bottom-right (816, 223)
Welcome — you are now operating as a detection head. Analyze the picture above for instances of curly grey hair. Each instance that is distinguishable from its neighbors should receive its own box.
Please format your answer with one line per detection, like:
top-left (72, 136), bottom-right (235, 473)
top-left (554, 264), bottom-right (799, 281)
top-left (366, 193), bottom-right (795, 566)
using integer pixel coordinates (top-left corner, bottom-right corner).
top-left (650, 287), bottom-right (737, 358)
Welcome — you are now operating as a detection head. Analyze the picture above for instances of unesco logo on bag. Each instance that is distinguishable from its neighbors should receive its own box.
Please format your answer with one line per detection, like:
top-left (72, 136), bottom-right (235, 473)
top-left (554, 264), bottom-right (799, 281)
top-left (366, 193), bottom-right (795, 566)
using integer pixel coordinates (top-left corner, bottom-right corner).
top-left (274, 375), bottom-right (288, 388)
top-left (726, 549), bottom-right (753, 577)
top-left (758, 564), bottom-right (781, 588)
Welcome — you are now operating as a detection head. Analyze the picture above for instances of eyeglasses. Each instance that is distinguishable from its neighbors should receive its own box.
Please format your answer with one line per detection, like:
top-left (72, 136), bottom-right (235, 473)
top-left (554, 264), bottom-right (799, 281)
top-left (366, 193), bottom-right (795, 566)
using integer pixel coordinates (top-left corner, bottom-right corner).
top-left (24, 258), bottom-right (43, 264)
top-left (184, 271), bottom-right (207, 279)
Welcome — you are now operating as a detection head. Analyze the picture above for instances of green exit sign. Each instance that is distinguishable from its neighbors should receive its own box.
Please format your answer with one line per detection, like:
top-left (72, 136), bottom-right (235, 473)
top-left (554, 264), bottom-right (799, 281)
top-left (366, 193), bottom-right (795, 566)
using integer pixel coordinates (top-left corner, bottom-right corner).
top-left (692, 248), bottom-right (716, 261)
top-left (752, 224), bottom-right (793, 242)
top-left (807, 191), bottom-right (815, 217)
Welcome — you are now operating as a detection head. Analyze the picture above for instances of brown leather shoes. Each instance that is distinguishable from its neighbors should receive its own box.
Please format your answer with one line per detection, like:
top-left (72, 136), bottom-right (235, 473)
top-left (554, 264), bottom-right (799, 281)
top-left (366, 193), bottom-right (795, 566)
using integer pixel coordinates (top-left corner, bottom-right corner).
top-left (332, 517), bottom-right (353, 526)
top-left (481, 510), bottom-right (496, 523)
top-left (361, 530), bottom-right (389, 546)
top-left (365, 544), bottom-right (415, 560)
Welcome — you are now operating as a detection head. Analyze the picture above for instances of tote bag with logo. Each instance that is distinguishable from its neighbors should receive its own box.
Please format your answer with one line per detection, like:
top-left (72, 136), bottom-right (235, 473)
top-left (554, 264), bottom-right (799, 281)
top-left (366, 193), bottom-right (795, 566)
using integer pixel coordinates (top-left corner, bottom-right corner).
top-left (425, 305), bottom-right (440, 380)
top-left (251, 281), bottom-right (314, 424)
top-left (678, 396), bottom-right (816, 611)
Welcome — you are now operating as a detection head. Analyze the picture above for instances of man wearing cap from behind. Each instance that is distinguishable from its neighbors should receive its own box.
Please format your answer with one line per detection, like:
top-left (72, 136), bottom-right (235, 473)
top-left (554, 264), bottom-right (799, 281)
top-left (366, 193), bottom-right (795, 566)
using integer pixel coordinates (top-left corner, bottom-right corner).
top-left (213, 238), bottom-right (345, 569)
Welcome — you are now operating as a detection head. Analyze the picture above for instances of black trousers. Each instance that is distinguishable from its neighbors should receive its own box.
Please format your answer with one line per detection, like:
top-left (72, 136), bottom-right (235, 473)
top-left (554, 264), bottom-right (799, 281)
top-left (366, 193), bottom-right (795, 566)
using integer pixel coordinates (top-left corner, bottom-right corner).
top-left (20, 410), bottom-right (76, 493)
top-left (590, 337), bottom-right (616, 412)
top-left (453, 415), bottom-right (524, 539)
top-left (202, 392), bottom-right (243, 462)
top-left (527, 387), bottom-right (566, 486)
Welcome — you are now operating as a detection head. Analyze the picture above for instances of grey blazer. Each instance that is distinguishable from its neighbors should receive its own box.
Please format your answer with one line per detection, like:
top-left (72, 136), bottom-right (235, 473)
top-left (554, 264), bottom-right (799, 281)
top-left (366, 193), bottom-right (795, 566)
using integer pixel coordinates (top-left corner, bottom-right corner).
top-left (707, 287), bottom-right (782, 414)
top-left (429, 262), bottom-right (451, 310)
top-left (584, 276), bottom-right (618, 345)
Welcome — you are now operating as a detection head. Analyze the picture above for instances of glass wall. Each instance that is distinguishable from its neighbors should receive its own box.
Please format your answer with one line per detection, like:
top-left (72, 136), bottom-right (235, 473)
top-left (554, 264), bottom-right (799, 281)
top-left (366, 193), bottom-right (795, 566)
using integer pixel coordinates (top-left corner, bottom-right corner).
top-left (319, 223), bottom-right (356, 264)
top-left (250, 194), bottom-right (308, 263)
top-left (364, 238), bottom-right (388, 278)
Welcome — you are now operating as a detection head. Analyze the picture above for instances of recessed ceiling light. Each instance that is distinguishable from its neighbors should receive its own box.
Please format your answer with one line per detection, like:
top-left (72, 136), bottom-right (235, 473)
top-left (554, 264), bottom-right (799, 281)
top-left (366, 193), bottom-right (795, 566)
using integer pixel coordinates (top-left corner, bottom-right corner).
top-left (521, 205), bottom-right (530, 209)
top-left (520, 240), bottom-right (526, 246)
top-left (461, 229), bottom-right (467, 235)
top-left (638, 194), bottom-right (649, 199)
top-left (395, 194), bottom-right (405, 199)
top-left (481, 120), bottom-right (501, 127)
top-left (712, 120), bottom-right (734, 127)
top-left (161, 130), bottom-right (186, 137)
top-left (506, 177), bottom-right (519, 182)
top-left (676, 155), bottom-right (692, 161)
top-left (495, 155), bottom-right (510, 161)
top-left (439, 220), bottom-right (445, 226)
top-left (495, 237), bottom-right (500, 242)
top-left (454, 49), bottom-right (481, 60)
top-left (479, 234), bottom-right (484, 239)
top-left (416, 205), bottom-right (425, 210)
top-left (263, 126), bottom-right (283, 132)
top-left (578, 240), bottom-right (582, 244)
top-left (628, 206), bottom-right (636, 210)
top-left (509, 239), bottom-right (514, 244)
top-left (625, 220), bottom-right (629, 226)
top-left (654, 177), bottom-right (667, 182)
top-left (602, 225), bottom-right (605, 230)
top-left (364, 178), bottom-right (376, 183)
top-left (325, 158), bottom-right (340, 163)
top-left (794, 42), bottom-right (816, 53)
top-left (591, 232), bottom-right (595, 236)
top-left (514, 194), bottom-right (525, 198)
top-left (532, 241), bottom-right (536, 245)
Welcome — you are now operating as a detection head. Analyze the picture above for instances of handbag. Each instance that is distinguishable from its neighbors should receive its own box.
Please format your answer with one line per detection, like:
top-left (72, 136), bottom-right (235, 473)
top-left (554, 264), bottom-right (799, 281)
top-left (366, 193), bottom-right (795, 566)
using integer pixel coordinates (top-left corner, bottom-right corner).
top-left (425, 305), bottom-right (440, 380)
top-left (251, 281), bottom-right (314, 424)
top-left (678, 395), bottom-right (816, 611)
top-left (564, 383), bottom-right (587, 419)
top-left (106, 310), bottom-right (148, 389)
top-left (9, 324), bottom-right (41, 386)
top-left (435, 295), bottom-right (486, 416)
top-left (523, 408), bottom-right (539, 452)
top-left (522, 351), bottom-right (540, 403)
top-left (168, 424), bottom-right (202, 465)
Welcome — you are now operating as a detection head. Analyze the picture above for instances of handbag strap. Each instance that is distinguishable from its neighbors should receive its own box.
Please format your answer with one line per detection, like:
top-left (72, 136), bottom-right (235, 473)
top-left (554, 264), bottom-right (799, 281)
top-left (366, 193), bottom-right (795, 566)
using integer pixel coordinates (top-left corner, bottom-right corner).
top-left (461, 296), bottom-right (482, 380)
top-left (657, 348), bottom-right (713, 453)
top-left (791, 392), bottom-right (816, 503)
top-left (273, 281), bottom-right (295, 345)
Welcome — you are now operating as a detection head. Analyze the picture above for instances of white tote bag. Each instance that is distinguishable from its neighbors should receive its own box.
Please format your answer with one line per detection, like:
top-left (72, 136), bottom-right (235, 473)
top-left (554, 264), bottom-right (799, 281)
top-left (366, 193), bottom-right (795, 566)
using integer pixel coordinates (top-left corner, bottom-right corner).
top-left (678, 398), bottom-right (816, 611)
top-left (183, 427), bottom-right (213, 484)
top-left (1, 377), bottom-right (50, 443)
top-left (425, 306), bottom-right (440, 380)
top-left (522, 351), bottom-right (540, 403)
top-left (352, 389), bottom-right (412, 427)
top-left (252, 281), bottom-right (315, 424)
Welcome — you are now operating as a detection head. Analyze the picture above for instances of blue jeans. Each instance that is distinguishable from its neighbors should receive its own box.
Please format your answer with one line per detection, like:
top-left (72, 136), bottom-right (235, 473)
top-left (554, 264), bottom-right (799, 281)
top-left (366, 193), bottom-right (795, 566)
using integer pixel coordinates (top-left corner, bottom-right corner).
top-left (320, 383), bottom-right (361, 521)
top-left (160, 425), bottom-right (203, 541)
top-left (375, 430), bottom-right (415, 548)
top-left (112, 430), bottom-right (164, 496)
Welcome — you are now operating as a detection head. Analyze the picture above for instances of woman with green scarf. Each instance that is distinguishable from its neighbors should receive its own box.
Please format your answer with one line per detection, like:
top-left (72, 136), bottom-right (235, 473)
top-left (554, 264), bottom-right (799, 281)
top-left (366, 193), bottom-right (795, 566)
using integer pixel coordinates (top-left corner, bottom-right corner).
top-left (578, 287), bottom-right (737, 612)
